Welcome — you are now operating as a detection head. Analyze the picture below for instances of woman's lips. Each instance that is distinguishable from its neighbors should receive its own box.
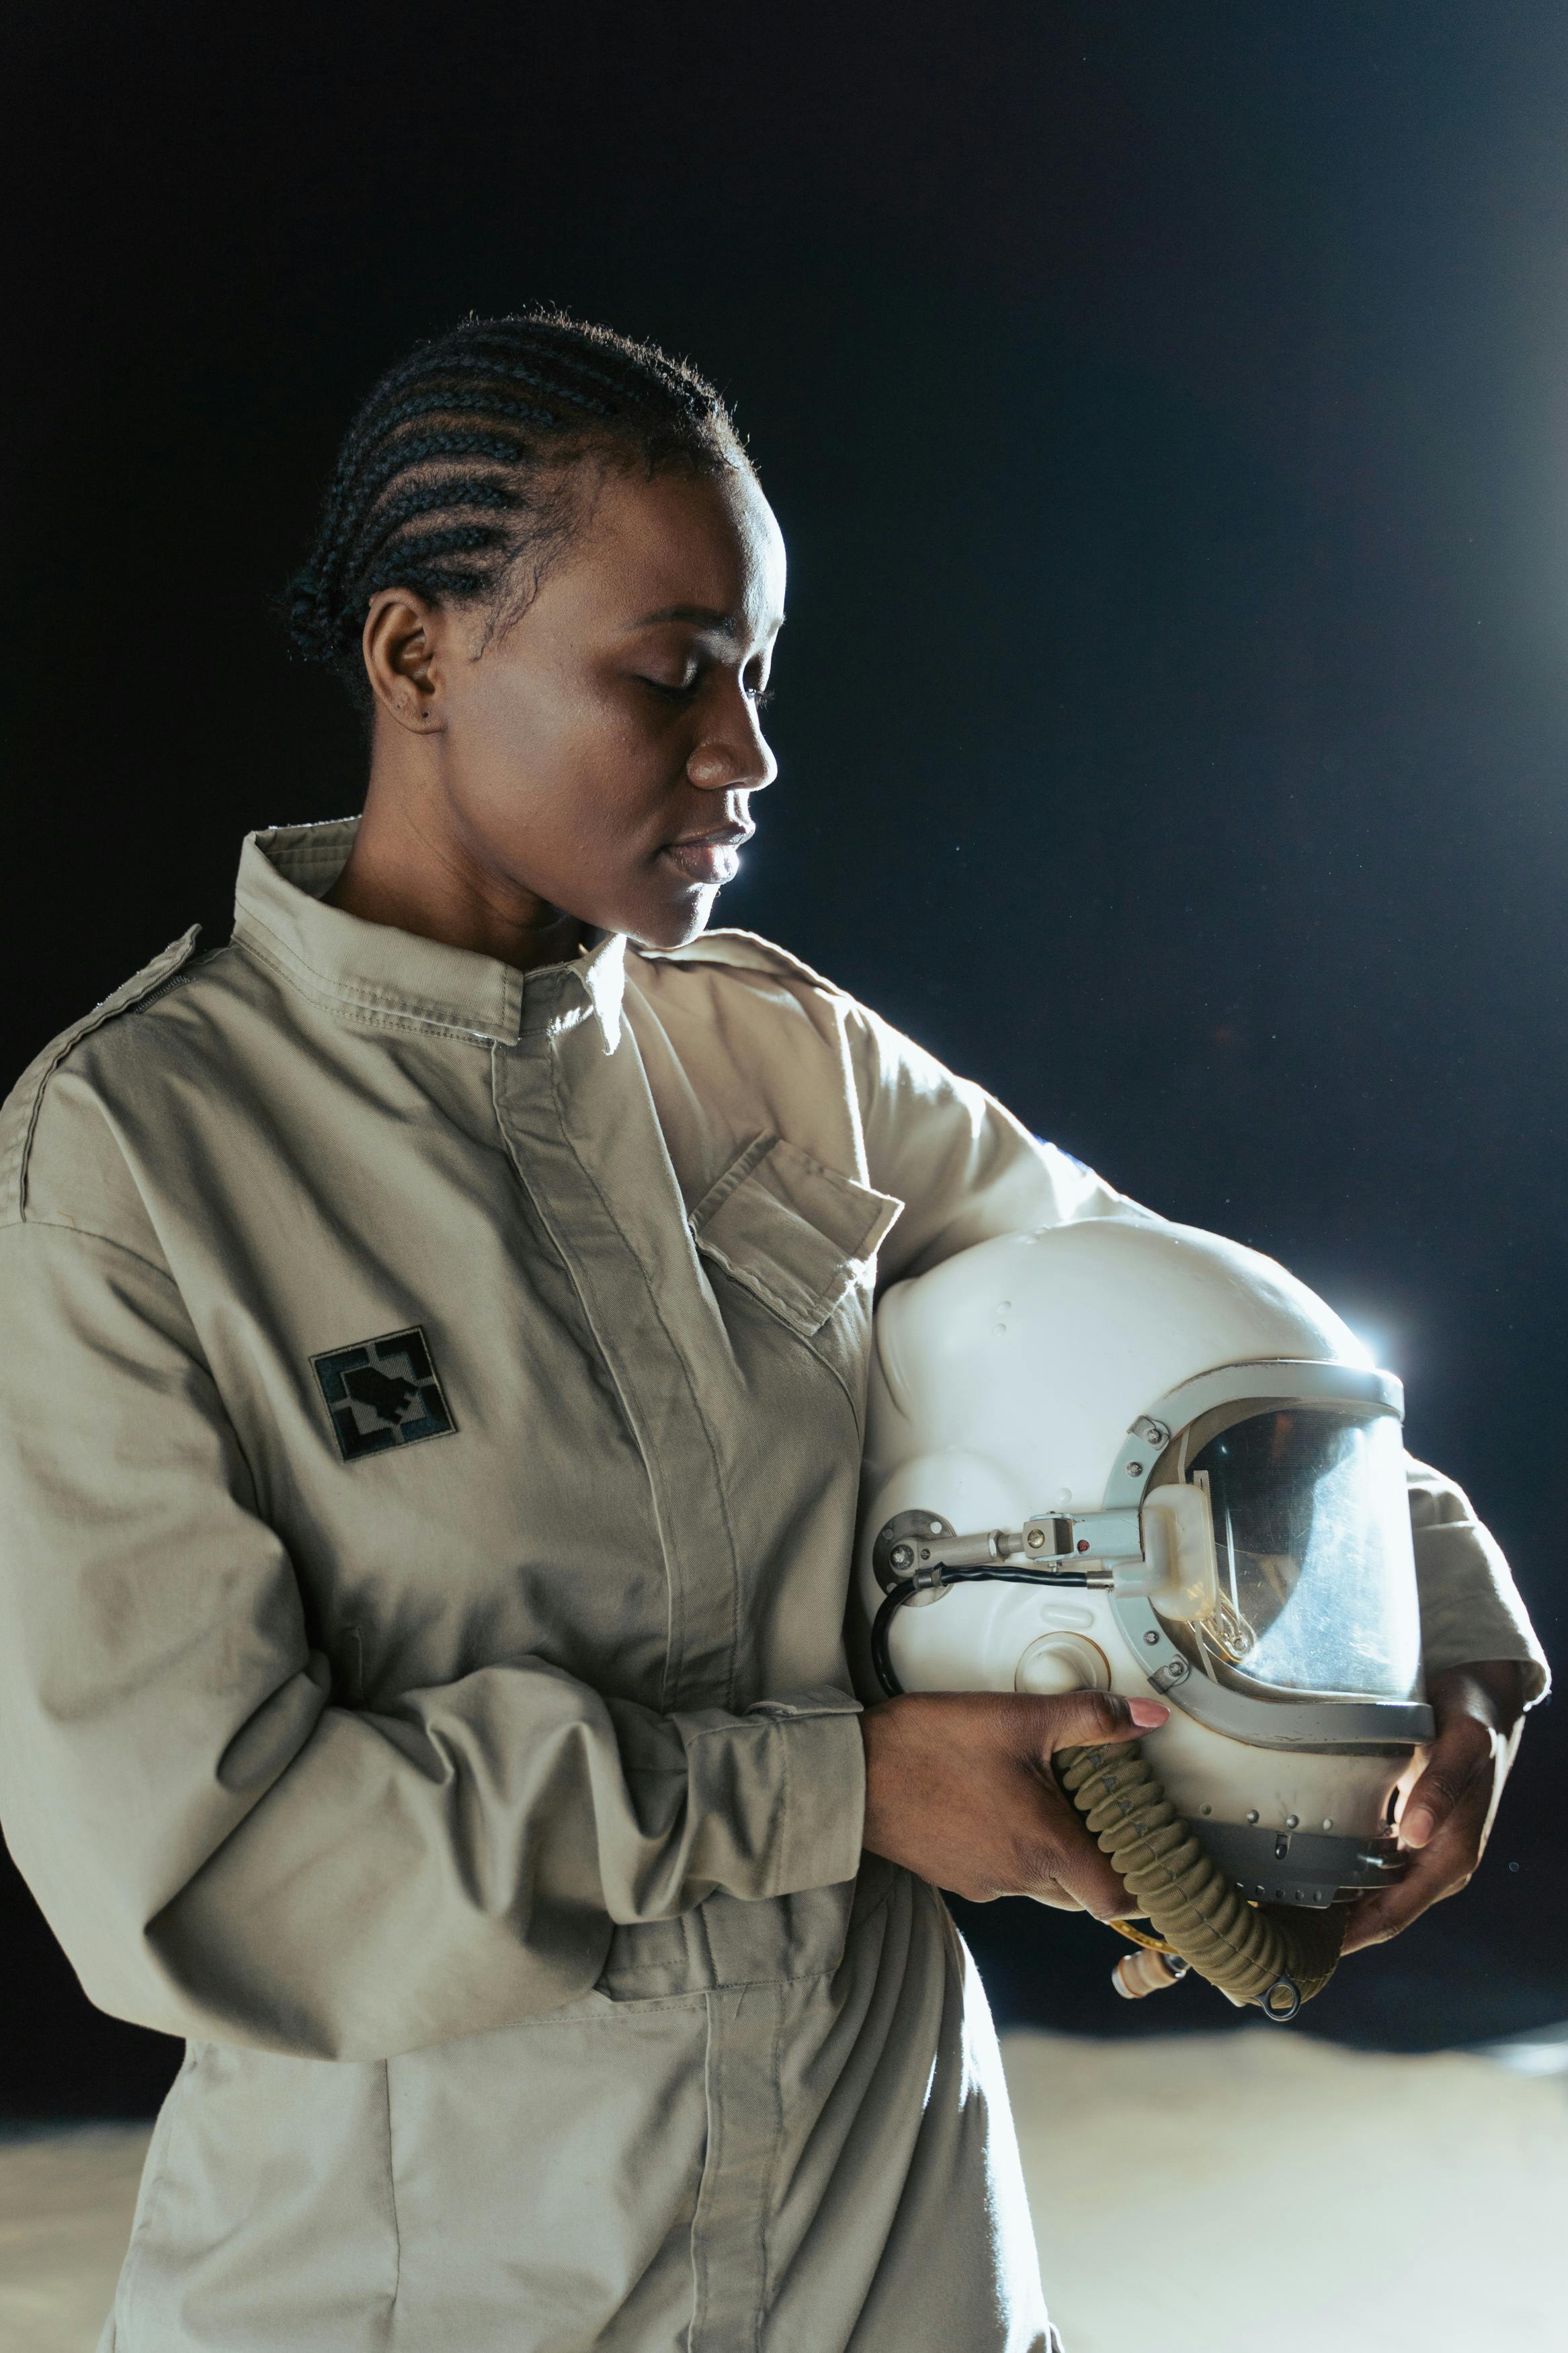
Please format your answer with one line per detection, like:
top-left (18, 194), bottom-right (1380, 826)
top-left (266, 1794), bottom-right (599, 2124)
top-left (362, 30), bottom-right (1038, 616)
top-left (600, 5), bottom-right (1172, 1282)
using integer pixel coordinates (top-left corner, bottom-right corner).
top-left (663, 838), bottom-right (743, 886)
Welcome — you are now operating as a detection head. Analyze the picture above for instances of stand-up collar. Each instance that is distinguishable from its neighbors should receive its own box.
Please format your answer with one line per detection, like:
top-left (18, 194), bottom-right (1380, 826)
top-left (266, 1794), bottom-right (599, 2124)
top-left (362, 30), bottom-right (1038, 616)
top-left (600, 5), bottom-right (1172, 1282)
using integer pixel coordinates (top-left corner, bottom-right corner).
top-left (232, 819), bottom-right (628, 1051)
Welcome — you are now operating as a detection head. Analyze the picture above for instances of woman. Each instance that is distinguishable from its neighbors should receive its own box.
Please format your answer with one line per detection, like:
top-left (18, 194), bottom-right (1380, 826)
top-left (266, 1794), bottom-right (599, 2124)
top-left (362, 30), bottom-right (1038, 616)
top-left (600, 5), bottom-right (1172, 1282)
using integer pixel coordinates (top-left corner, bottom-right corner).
top-left (0, 311), bottom-right (1543, 2352)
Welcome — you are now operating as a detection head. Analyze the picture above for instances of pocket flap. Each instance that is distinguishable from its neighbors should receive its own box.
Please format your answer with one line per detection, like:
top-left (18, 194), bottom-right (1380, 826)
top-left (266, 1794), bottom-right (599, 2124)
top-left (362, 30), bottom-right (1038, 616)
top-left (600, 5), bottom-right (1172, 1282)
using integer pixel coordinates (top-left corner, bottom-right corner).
top-left (692, 1136), bottom-right (903, 1337)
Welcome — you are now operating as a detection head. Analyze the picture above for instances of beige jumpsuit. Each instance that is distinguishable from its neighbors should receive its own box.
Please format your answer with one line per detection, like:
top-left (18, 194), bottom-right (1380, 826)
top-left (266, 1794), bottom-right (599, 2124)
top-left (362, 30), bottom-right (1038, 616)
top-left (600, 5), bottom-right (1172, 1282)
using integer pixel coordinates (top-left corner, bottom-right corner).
top-left (0, 823), bottom-right (1545, 2352)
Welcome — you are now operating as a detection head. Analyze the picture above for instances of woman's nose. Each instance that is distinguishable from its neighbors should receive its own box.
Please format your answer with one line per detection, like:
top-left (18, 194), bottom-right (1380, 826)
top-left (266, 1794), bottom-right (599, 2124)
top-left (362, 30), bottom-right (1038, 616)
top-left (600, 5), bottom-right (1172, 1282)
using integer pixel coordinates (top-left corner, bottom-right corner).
top-left (687, 697), bottom-right (778, 793)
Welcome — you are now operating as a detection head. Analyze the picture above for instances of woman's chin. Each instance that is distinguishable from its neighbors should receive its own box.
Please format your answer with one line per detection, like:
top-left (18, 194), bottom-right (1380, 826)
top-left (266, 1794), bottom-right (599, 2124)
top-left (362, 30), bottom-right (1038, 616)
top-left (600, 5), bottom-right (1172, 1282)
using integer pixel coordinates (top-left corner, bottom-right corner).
top-left (625, 885), bottom-right (721, 951)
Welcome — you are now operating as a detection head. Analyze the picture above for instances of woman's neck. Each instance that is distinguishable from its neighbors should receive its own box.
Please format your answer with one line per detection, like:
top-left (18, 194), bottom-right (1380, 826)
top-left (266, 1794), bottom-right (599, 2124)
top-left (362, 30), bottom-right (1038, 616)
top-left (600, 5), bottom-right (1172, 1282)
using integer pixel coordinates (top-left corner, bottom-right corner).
top-left (329, 779), bottom-right (589, 976)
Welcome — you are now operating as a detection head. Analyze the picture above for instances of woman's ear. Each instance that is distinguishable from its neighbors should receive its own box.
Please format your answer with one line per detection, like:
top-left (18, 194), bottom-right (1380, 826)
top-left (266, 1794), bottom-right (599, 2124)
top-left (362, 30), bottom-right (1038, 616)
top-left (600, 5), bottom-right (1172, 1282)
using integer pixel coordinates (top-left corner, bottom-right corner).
top-left (362, 589), bottom-right (445, 734)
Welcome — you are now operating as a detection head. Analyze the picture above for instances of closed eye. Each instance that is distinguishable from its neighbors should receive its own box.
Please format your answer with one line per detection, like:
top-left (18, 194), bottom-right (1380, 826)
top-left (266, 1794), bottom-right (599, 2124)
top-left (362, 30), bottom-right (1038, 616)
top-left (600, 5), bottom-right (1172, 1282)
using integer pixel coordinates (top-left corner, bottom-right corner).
top-left (636, 673), bottom-right (775, 711)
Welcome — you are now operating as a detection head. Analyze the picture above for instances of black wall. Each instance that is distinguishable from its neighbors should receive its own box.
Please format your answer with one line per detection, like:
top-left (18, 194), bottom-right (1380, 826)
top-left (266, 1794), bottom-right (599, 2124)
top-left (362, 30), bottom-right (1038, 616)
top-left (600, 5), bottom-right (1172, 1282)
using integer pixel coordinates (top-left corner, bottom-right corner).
top-left (5, 1), bottom-right (1565, 2113)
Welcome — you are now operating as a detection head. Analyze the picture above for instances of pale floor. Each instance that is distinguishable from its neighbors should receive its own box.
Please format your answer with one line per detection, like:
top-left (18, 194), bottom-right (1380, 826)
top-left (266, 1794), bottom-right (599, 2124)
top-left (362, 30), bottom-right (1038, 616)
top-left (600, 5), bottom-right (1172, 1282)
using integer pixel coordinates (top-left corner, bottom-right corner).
top-left (3, 2030), bottom-right (1564, 2352)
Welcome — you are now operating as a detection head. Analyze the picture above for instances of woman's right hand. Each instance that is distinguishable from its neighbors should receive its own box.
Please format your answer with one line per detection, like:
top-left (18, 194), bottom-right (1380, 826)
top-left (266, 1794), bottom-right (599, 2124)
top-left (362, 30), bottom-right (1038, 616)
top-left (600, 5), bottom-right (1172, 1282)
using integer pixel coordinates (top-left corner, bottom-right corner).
top-left (859, 1689), bottom-right (1169, 1913)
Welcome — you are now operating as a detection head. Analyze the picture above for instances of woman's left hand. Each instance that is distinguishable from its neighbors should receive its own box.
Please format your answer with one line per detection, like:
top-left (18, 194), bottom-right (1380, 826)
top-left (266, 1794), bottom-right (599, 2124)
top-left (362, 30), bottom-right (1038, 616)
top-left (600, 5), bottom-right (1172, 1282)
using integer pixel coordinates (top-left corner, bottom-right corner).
top-left (1339, 1659), bottom-right (1528, 1954)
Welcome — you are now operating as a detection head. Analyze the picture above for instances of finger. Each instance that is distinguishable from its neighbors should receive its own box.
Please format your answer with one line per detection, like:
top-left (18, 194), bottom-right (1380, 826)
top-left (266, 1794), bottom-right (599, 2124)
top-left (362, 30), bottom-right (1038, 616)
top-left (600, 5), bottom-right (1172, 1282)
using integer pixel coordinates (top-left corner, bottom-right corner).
top-left (1340, 1806), bottom-right (1483, 1952)
top-left (1042, 1847), bottom-right (1132, 1920)
top-left (1026, 1797), bottom-right (1141, 1919)
top-left (1342, 1861), bottom-right (1443, 1950)
top-left (1026, 1882), bottom-right (1089, 1913)
top-left (1038, 1690), bottom-right (1168, 1756)
top-left (1398, 1716), bottom-right (1493, 1852)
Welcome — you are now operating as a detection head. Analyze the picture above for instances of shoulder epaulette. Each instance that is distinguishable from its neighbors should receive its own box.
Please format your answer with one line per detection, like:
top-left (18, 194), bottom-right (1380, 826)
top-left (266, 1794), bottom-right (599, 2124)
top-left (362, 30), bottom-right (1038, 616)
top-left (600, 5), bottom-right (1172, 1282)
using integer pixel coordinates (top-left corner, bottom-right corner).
top-left (0, 927), bottom-right (201, 1221)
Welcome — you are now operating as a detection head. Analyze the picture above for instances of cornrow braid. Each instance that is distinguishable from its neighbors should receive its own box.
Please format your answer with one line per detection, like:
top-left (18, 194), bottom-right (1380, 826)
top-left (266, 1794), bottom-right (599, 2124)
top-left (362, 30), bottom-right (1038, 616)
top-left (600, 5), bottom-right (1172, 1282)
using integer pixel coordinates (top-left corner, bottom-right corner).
top-left (283, 308), bottom-right (746, 716)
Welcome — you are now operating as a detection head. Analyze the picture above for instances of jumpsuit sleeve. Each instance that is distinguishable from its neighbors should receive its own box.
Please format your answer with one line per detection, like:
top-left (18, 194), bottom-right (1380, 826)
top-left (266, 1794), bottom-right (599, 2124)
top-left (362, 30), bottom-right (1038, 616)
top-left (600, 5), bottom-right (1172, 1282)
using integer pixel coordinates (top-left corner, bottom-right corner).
top-left (844, 998), bottom-right (1550, 1705)
top-left (0, 1215), bottom-right (864, 2065)
top-left (1404, 1457), bottom-right (1549, 1702)
top-left (843, 999), bottom-right (1153, 1284)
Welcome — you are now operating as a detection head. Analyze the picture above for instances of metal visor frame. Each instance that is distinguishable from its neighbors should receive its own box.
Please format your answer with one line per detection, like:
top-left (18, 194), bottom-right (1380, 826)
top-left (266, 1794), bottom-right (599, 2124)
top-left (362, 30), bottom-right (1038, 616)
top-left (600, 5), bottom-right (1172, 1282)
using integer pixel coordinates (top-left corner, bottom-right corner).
top-left (1106, 1359), bottom-right (1435, 1751)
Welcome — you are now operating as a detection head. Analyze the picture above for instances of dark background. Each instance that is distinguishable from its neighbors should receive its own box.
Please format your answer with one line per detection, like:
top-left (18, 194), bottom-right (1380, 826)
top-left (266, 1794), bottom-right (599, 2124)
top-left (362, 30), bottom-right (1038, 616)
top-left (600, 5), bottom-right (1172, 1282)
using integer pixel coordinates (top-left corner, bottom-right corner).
top-left (5, 1), bottom-right (1565, 2116)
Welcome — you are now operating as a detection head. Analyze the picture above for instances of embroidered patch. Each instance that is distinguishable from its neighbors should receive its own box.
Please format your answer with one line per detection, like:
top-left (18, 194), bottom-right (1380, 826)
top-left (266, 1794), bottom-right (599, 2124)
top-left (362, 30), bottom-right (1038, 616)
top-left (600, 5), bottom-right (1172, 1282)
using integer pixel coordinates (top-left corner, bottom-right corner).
top-left (311, 1326), bottom-right (456, 1462)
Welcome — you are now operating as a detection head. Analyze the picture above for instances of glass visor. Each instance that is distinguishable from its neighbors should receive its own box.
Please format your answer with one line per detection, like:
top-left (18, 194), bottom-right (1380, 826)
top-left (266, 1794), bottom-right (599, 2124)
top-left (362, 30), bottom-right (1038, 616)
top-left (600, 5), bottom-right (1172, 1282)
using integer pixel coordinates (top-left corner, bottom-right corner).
top-left (1182, 1405), bottom-right (1421, 1700)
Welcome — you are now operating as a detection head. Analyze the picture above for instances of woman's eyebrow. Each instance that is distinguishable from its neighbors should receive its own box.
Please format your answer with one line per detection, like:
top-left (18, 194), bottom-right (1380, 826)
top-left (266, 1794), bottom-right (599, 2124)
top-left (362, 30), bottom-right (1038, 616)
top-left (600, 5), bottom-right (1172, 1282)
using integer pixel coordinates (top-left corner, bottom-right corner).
top-left (625, 603), bottom-right (785, 639)
top-left (626, 602), bottom-right (742, 633)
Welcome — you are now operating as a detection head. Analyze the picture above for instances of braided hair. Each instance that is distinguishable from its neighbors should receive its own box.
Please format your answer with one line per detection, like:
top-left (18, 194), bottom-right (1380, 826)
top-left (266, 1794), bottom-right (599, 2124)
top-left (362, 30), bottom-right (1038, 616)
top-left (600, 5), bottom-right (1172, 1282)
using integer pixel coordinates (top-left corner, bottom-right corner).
top-left (284, 309), bottom-right (747, 715)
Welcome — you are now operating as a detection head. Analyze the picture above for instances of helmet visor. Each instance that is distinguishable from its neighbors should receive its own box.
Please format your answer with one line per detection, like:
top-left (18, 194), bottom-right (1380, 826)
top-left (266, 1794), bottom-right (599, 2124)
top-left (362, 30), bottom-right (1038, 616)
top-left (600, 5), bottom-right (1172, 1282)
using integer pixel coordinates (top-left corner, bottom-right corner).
top-left (1186, 1406), bottom-right (1421, 1700)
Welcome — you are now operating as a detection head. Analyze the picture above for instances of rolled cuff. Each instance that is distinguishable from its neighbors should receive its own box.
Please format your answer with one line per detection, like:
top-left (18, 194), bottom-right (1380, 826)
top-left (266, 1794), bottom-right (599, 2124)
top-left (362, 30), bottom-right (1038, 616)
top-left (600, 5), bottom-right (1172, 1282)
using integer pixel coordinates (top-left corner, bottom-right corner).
top-left (675, 1688), bottom-right (866, 1903)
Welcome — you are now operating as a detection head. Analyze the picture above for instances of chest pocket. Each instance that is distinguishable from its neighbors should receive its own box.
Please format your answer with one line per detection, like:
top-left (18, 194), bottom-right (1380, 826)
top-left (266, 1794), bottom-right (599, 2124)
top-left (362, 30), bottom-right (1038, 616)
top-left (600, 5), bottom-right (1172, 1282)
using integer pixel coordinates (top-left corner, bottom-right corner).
top-left (690, 1133), bottom-right (902, 1341)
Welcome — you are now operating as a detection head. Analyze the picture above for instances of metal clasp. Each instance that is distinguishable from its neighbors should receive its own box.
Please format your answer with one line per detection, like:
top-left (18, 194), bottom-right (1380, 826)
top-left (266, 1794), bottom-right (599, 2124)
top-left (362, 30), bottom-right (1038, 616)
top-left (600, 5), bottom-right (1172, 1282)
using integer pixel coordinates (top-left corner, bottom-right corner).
top-left (1019, 1509), bottom-right (1144, 1568)
top-left (872, 1506), bottom-right (1145, 1595)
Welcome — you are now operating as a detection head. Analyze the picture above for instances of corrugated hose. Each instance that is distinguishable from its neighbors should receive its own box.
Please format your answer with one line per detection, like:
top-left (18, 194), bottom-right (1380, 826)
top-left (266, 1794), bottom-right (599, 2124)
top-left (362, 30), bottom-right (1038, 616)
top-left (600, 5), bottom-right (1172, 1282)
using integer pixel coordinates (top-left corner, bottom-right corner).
top-left (1057, 1738), bottom-right (1346, 2021)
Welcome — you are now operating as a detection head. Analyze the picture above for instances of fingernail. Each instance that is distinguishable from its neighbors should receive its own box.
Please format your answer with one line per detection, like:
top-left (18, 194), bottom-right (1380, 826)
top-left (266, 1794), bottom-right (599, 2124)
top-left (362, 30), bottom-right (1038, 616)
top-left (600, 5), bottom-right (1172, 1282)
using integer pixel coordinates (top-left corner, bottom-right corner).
top-left (1402, 1805), bottom-right (1436, 1848)
top-left (1129, 1699), bottom-right (1169, 1728)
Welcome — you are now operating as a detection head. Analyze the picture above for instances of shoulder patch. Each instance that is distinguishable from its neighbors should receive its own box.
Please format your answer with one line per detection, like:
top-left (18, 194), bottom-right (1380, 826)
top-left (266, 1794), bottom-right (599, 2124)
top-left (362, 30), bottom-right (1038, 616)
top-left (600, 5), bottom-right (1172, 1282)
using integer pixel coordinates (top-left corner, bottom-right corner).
top-left (637, 926), bottom-right (843, 996)
top-left (0, 927), bottom-right (201, 1223)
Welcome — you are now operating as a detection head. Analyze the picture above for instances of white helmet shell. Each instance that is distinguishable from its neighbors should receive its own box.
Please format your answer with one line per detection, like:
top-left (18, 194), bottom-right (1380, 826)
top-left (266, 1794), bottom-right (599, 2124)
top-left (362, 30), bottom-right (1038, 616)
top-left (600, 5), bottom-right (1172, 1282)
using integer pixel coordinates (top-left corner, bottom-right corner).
top-left (856, 1216), bottom-right (1432, 1910)
top-left (868, 1217), bottom-right (1370, 1517)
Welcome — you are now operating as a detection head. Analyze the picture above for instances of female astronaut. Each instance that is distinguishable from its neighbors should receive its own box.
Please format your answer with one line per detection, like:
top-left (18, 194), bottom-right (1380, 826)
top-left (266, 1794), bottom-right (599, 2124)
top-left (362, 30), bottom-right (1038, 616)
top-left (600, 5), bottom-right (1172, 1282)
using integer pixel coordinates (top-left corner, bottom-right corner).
top-left (0, 311), bottom-right (1544, 2352)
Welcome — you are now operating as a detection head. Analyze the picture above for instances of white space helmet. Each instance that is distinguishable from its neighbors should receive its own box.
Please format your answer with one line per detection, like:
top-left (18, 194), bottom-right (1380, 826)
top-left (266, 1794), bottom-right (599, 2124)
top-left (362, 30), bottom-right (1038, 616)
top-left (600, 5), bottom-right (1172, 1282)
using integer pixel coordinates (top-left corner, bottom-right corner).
top-left (856, 1216), bottom-right (1433, 2016)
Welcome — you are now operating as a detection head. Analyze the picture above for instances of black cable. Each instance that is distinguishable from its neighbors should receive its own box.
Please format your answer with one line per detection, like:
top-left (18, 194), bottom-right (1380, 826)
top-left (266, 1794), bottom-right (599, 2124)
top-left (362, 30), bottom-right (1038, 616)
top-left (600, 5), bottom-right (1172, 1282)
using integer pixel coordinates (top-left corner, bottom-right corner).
top-left (870, 1567), bottom-right (1100, 1698)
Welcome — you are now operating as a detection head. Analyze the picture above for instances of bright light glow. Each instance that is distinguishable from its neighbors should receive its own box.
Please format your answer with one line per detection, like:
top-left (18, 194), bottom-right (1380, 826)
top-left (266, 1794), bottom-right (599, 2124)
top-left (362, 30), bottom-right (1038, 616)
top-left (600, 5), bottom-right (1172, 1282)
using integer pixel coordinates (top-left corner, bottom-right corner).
top-left (1344, 1324), bottom-right (1396, 1372)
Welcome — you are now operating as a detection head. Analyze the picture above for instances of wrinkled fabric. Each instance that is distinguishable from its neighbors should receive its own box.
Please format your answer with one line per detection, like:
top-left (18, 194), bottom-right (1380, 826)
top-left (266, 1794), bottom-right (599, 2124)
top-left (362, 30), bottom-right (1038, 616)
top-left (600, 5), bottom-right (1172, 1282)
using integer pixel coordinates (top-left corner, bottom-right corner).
top-left (0, 820), bottom-right (1540, 2351)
